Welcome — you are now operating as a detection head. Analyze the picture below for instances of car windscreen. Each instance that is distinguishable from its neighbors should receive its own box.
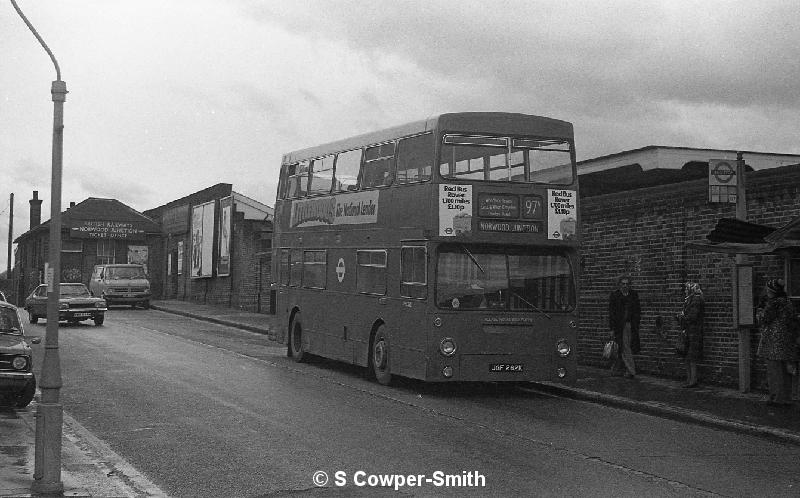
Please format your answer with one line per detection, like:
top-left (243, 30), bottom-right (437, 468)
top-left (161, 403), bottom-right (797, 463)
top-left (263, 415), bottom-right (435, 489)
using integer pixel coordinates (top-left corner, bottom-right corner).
top-left (0, 308), bottom-right (22, 333)
top-left (107, 267), bottom-right (146, 279)
top-left (60, 285), bottom-right (90, 297)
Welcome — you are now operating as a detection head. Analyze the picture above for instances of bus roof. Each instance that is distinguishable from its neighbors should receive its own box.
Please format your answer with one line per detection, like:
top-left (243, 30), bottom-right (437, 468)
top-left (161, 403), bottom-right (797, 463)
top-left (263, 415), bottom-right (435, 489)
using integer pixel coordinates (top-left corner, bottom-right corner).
top-left (281, 112), bottom-right (573, 164)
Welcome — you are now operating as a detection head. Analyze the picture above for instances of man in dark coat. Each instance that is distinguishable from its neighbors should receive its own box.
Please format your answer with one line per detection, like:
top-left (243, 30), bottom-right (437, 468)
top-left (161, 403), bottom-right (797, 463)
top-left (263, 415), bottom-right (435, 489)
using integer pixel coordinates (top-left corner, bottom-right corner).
top-left (608, 275), bottom-right (641, 378)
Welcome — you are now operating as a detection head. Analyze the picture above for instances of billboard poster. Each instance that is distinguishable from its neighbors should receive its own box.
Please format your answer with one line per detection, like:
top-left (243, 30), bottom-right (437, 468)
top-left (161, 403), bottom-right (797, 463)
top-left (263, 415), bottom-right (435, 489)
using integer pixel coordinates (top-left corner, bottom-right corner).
top-left (439, 184), bottom-right (472, 236)
top-left (290, 190), bottom-right (379, 228)
top-left (191, 201), bottom-right (215, 278)
top-left (218, 196), bottom-right (232, 276)
top-left (177, 241), bottom-right (183, 275)
top-left (127, 245), bottom-right (148, 273)
top-left (547, 189), bottom-right (577, 240)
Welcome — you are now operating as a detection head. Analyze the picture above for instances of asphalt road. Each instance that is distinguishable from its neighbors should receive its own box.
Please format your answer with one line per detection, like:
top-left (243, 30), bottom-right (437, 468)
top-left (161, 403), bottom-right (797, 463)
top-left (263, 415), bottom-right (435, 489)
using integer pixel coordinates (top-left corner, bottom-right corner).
top-left (28, 308), bottom-right (800, 497)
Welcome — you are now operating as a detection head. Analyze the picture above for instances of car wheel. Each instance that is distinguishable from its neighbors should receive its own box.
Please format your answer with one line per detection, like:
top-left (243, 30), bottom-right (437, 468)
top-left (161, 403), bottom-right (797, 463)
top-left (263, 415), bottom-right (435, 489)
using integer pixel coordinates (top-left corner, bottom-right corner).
top-left (289, 314), bottom-right (307, 363)
top-left (370, 327), bottom-right (392, 386)
top-left (94, 314), bottom-right (104, 326)
top-left (28, 311), bottom-right (37, 324)
top-left (14, 375), bottom-right (36, 408)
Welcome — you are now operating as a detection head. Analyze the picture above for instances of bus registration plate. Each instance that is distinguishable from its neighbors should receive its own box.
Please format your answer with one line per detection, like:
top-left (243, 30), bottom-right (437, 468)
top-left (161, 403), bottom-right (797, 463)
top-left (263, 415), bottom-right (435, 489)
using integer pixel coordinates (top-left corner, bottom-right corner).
top-left (490, 363), bottom-right (524, 372)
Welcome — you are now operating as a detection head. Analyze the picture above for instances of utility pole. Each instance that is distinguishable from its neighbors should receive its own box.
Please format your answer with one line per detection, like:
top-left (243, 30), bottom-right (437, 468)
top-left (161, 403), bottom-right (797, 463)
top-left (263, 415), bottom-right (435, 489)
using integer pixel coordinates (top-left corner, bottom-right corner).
top-left (11, 1), bottom-right (67, 493)
top-left (734, 151), bottom-right (750, 392)
top-left (7, 193), bottom-right (12, 277)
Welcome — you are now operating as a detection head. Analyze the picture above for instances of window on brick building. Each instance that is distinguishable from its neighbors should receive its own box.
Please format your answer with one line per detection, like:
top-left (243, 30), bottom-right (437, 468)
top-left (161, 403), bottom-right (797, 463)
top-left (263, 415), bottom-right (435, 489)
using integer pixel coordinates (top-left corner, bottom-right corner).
top-left (97, 239), bottom-right (115, 264)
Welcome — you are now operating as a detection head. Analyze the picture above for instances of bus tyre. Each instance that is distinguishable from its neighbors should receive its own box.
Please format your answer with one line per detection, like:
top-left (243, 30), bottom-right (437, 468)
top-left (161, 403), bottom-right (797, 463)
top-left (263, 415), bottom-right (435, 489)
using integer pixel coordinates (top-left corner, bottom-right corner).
top-left (289, 315), bottom-right (307, 363)
top-left (371, 328), bottom-right (392, 386)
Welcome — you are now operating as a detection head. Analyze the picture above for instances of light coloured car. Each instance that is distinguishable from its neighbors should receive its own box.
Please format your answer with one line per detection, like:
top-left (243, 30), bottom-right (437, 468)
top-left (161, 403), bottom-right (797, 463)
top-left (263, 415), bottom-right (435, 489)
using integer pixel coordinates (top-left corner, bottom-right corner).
top-left (0, 300), bottom-right (39, 407)
top-left (25, 283), bottom-right (107, 326)
top-left (89, 264), bottom-right (151, 309)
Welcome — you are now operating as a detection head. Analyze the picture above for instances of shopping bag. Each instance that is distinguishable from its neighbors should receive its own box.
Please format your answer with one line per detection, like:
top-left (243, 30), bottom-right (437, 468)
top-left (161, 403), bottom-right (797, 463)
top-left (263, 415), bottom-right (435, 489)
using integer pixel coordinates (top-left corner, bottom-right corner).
top-left (602, 340), bottom-right (618, 360)
top-left (675, 330), bottom-right (689, 357)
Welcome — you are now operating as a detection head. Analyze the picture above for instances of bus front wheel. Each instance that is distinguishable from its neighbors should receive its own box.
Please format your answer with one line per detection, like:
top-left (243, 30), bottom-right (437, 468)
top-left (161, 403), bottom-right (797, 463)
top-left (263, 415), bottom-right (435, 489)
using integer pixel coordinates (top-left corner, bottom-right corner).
top-left (289, 314), bottom-right (307, 363)
top-left (370, 328), bottom-right (392, 386)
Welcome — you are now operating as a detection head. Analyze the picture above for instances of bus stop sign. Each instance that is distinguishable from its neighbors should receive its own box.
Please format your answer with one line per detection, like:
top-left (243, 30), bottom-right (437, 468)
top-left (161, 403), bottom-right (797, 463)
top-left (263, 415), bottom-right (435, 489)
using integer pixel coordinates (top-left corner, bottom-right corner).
top-left (709, 159), bottom-right (737, 203)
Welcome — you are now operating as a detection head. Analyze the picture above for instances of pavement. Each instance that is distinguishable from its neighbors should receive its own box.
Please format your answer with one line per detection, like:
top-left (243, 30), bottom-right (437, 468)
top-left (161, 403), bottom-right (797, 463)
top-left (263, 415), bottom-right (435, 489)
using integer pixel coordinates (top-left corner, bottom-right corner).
top-left (3, 299), bottom-right (800, 497)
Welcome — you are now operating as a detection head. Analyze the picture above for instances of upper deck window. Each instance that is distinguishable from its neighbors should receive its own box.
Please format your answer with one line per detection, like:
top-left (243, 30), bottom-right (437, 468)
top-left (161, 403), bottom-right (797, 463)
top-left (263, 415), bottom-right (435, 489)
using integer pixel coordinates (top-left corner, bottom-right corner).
top-left (287, 161), bottom-right (310, 198)
top-left (334, 149), bottom-right (362, 192)
top-left (309, 155), bottom-right (335, 195)
top-left (362, 142), bottom-right (395, 188)
top-left (396, 133), bottom-right (433, 184)
top-left (439, 135), bottom-right (574, 184)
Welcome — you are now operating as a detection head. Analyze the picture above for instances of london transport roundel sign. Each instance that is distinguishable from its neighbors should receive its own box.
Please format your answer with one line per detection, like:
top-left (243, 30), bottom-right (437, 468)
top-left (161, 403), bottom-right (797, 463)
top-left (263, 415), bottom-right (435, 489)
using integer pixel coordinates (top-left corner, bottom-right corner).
top-left (336, 258), bottom-right (346, 282)
top-left (709, 160), bottom-right (736, 185)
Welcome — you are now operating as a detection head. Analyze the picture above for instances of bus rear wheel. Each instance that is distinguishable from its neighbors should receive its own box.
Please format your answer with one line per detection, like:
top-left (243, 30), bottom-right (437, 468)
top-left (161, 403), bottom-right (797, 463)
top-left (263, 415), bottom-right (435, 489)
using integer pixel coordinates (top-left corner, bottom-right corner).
top-left (370, 328), bottom-right (392, 386)
top-left (289, 314), bottom-right (307, 363)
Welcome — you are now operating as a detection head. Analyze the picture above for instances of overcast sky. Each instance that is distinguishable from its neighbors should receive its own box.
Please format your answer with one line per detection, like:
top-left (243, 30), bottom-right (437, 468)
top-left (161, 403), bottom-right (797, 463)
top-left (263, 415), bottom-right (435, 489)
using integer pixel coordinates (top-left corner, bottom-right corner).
top-left (2, 0), bottom-right (800, 271)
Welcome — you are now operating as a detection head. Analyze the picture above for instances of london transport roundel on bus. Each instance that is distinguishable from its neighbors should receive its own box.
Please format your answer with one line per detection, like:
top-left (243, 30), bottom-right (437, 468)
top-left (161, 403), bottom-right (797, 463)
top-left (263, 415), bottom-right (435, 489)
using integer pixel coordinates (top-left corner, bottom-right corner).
top-left (336, 258), bottom-right (346, 282)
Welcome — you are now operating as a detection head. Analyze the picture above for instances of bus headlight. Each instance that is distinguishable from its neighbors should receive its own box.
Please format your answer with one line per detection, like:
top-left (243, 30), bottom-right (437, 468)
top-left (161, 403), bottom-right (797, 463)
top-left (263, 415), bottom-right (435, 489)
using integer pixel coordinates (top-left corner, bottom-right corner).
top-left (556, 338), bottom-right (571, 357)
top-left (442, 366), bottom-right (454, 378)
top-left (439, 337), bottom-right (457, 356)
top-left (557, 367), bottom-right (567, 378)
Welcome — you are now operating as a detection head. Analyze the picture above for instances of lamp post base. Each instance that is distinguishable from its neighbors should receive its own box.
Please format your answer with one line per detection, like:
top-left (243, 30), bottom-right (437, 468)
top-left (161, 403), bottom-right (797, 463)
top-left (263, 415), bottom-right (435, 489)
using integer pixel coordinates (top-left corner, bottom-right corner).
top-left (31, 402), bottom-right (64, 495)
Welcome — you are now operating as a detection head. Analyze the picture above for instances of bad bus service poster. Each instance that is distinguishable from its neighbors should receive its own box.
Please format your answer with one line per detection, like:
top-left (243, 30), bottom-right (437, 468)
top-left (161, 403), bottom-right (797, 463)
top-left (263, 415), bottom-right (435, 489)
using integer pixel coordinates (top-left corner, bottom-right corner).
top-left (439, 184), bottom-right (473, 236)
top-left (547, 189), bottom-right (576, 240)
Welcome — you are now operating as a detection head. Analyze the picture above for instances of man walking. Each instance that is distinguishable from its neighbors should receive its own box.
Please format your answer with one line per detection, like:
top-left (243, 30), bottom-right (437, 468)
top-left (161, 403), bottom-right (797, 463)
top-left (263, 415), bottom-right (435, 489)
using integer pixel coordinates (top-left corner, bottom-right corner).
top-left (609, 275), bottom-right (641, 378)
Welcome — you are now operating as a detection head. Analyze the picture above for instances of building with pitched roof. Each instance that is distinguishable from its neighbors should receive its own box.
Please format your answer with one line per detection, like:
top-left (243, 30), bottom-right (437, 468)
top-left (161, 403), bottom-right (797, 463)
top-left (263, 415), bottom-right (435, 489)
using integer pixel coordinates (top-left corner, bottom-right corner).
top-left (12, 193), bottom-right (162, 302)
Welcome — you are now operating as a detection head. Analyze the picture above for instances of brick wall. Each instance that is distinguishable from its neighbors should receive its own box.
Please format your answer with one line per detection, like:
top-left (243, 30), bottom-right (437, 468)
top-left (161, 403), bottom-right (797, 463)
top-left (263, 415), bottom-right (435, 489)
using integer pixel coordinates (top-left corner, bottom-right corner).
top-left (157, 214), bottom-right (272, 314)
top-left (580, 165), bottom-right (800, 389)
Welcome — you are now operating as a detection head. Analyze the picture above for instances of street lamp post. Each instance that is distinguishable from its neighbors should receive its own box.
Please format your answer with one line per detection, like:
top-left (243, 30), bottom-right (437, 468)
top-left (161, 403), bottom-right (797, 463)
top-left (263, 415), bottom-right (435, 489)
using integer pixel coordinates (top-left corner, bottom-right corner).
top-left (11, 1), bottom-right (67, 493)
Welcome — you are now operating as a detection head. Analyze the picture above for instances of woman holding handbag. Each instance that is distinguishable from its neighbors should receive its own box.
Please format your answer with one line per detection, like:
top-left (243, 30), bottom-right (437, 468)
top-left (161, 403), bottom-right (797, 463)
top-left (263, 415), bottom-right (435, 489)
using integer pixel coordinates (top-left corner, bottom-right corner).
top-left (756, 279), bottom-right (798, 406)
top-left (677, 282), bottom-right (704, 388)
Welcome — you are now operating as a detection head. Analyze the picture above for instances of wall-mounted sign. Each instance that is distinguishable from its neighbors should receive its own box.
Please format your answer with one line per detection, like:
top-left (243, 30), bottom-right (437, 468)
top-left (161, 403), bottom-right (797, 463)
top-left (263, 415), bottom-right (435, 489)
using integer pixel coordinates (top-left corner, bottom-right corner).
top-left (69, 220), bottom-right (146, 239)
top-left (191, 201), bottom-right (215, 278)
top-left (218, 196), bottom-right (232, 277)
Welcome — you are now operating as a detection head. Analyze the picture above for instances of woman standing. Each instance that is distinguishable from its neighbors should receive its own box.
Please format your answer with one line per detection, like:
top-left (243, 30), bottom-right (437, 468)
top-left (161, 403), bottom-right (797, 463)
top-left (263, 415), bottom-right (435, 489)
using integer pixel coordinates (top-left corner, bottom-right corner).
top-left (677, 282), bottom-right (704, 388)
top-left (756, 279), bottom-right (798, 406)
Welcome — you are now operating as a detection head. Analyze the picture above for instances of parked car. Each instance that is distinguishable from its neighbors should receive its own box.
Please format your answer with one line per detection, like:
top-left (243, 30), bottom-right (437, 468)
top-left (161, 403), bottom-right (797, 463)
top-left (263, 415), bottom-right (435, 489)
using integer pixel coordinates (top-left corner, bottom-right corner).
top-left (0, 300), bottom-right (40, 407)
top-left (89, 264), bottom-right (151, 309)
top-left (25, 283), bottom-right (107, 326)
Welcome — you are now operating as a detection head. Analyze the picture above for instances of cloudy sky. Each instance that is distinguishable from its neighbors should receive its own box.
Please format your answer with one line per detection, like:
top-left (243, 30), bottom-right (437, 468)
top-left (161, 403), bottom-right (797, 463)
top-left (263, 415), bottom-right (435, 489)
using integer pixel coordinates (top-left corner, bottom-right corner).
top-left (2, 0), bottom-right (799, 271)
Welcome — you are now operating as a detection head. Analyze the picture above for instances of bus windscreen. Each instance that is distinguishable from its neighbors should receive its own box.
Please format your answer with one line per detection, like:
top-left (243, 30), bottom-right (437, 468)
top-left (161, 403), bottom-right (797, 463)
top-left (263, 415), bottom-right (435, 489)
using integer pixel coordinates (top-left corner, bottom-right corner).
top-left (436, 244), bottom-right (575, 312)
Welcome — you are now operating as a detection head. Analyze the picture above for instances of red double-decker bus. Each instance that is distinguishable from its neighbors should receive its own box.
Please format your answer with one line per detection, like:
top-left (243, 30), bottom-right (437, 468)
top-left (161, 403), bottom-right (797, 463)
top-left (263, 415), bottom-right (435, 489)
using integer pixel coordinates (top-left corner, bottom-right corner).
top-left (271, 112), bottom-right (579, 385)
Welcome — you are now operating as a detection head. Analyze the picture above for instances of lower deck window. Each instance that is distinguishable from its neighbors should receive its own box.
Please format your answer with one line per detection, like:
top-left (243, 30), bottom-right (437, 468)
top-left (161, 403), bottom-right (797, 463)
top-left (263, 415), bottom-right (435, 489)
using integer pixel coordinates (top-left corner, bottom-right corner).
top-left (357, 250), bottom-right (387, 295)
top-left (302, 250), bottom-right (327, 289)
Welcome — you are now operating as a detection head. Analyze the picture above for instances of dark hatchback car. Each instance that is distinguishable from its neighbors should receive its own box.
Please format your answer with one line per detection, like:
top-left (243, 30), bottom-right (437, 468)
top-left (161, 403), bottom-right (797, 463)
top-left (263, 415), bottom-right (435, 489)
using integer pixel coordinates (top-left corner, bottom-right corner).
top-left (25, 283), bottom-right (107, 326)
top-left (0, 300), bottom-right (39, 407)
